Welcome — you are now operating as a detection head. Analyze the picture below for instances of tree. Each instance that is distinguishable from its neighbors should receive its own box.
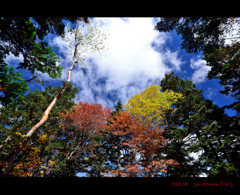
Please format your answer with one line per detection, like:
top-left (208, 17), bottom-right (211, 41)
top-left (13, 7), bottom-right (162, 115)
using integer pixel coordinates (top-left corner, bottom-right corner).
top-left (124, 84), bottom-right (182, 128)
top-left (0, 17), bottom-right (89, 78)
top-left (101, 110), bottom-right (176, 177)
top-left (0, 17), bottom-right (89, 109)
top-left (155, 18), bottom-right (240, 175)
top-left (49, 102), bottom-right (112, 176)
top-left (0, 19), bottom-right (108, 176)
top-left (0, 82), bottom-right (78, 176)
top-left (0, 65), bottom-right (29, 107)
top-left (154, 17), bottom-right (231, 53)
top-left (155, 17), bottom-right (240, 113)
top-left (82, 100), bottom-right (128, 177)
top-left (160, 72), bottom-right (240, 177)
top-left (96, 86), bottom-right (182, 177)
top-left (1, 17), bottom-right (59, 78)
top-left (122, 85), bottom-right (182, 176)
top-left (203, 42), bottom-right (240, 113)
top-left (112, 100), bottom-right (123, 115)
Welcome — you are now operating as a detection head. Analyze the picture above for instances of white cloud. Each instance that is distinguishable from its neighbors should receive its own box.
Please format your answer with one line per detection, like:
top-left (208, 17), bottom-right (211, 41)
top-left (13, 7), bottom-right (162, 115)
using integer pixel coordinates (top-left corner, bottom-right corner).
top-left (89, 18), bottom-right (170, 85)
top-left (5, 53), bottom-right (24, 67)
top-left (45, 18), bottom-right (183, 108)
top-left (162, 50), bottom-right (182, 71)
top-left (190, 57), bottom-right (211, 84)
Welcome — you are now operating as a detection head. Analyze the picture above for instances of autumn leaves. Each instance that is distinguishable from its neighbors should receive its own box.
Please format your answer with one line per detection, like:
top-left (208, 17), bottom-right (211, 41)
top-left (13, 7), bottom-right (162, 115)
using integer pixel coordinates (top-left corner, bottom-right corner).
top-left (1, 83), bottom-right (182, 176)
top-left (57, 84), bottom-right (182, 177)
top-left (125, 85), bottom-right (182, 128)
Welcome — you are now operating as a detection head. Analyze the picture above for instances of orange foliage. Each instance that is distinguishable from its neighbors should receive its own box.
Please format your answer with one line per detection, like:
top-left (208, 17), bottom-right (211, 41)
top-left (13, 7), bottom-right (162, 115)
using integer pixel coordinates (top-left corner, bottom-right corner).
top-left (60, 102), bottom-right (112, 135)
top-left (10, 134), bottom-right (50, 176)
top-left (102, 110), bottom-right (177, 177)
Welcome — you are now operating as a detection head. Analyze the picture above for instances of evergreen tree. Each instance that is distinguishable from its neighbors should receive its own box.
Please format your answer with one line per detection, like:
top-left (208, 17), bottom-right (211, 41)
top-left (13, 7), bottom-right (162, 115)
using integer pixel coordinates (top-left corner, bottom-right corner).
top-left (155, 17), bottom-right (240, 113)
top-left (203, 43), bottom-right (240, 113)
top-left (154, 17), bottom-right (229, 53)
top-left (160, 73), bottom-right (239, 177)
top-left (88, 101), bottom-right (128, 177)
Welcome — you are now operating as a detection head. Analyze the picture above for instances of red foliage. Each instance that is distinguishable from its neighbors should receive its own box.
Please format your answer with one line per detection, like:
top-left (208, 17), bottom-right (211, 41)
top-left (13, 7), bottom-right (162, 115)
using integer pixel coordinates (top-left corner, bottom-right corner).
top-left (60, 102), bottom-right (112, 136)
top-left (60, 104), bottom-right (177, 177)
top-left (103, 110), bottom-right (177, 177)
top-left (58, 102), bottom-right (112, 163)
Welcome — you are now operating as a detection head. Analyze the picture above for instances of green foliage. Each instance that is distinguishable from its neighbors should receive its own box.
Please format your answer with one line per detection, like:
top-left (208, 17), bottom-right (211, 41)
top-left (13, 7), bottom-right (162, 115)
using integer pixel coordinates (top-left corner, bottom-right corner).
top-left (155, 17), bottom-right (240, 114)
top-left (204, 43), bottom-right (240, 113)
top-left (0, 82), bottom-right (78, 176)
top-left (0, 65), bottom-right (29, 107)
top-left (64, 21), bottom-right (109, 66)
top-left (155, 17), bottom-right (240, 176)
top-left (210, 162), bottom-right (239, 177)
top-left (112, 100), bottom-right (123, 115)
top-left (154, 17), bottom-right (229, 53)
top-left (0, 17), bottom-right (81, 78)
top-left (160, 72), bottom-right (240, 177)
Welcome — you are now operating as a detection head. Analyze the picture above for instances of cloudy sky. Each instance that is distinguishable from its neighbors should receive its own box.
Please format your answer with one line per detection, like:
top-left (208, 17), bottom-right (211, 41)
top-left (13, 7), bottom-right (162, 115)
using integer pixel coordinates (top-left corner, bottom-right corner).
top-left (6, 17), bottom-right (236, 115)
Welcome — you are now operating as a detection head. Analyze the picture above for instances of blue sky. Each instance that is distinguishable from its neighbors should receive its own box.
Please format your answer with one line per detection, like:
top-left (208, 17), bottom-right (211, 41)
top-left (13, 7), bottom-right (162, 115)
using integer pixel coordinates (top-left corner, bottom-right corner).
top-left (5, 17), bottom-right (237, 116)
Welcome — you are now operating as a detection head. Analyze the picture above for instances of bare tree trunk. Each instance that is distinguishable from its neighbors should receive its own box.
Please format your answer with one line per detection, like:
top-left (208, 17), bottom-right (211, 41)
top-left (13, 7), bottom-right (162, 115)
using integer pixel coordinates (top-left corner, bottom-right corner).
top-left (0, 59), bottom-right (78, 176)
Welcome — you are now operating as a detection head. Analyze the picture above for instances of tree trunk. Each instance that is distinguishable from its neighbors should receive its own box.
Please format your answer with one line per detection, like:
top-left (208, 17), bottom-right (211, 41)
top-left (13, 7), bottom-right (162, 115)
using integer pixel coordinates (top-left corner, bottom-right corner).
top-left (0, 59), bottom-right (78, 176)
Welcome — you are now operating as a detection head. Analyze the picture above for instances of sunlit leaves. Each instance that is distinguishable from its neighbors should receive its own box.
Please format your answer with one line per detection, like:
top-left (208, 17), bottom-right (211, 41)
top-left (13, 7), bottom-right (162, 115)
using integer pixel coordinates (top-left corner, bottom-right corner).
top-left (63, 21), bottom-right (109, 66)
top-left (124, 84), bottom-right (182, 127)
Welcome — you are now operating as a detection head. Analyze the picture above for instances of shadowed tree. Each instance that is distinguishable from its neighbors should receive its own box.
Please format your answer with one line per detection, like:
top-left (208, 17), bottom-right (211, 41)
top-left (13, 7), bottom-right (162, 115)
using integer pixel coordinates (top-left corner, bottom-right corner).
top-left (155, 17), bottom-right (240, 113)
top-left (160, 72), bottom-right (240, 177)
top-left (0, 82), bottom-right (78, 176)
top-left (0, 18), bottom-right (108, 176)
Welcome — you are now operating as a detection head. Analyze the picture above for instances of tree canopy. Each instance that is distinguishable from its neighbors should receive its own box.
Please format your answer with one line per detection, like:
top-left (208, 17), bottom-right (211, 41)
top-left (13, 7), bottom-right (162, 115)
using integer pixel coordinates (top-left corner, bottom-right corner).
top-left (0, 17), bottom-right (239, 178)
top-left (155, 17), bottom-right (240, 114)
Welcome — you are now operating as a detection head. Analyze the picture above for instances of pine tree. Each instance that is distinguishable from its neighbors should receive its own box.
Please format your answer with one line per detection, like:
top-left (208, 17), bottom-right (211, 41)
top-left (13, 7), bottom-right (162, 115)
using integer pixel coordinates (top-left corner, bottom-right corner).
top-left (160, 72), bottom-right (240, 177)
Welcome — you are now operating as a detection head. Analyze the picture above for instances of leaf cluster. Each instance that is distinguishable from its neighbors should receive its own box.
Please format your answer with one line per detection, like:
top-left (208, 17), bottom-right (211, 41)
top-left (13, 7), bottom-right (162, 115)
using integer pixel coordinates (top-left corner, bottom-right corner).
top-left (155, 17), bottom-right (229, 53)
top-left (124, 85), bottom-right (182, 127)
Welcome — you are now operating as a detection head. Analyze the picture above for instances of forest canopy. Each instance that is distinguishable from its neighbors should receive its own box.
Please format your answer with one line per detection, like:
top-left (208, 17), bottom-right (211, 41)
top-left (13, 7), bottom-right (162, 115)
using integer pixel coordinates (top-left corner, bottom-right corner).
top-left (0, 17), bottom-right (239, 177)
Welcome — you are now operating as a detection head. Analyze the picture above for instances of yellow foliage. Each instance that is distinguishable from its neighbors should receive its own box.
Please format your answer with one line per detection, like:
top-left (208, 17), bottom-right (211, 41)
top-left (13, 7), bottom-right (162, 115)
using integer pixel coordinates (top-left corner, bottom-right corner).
top-left (37, 134), bottom-right (49, 144)
top-left (15, 132), bottom-right (25, 138)
top-left (12, 146), bottom-right (42, 176)
top-left (124, 85), bottom-right (183, 126)
top-left (49, 160), bottom-right (56, 167)
top-left (11, 134), bottom-right (50, 176)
